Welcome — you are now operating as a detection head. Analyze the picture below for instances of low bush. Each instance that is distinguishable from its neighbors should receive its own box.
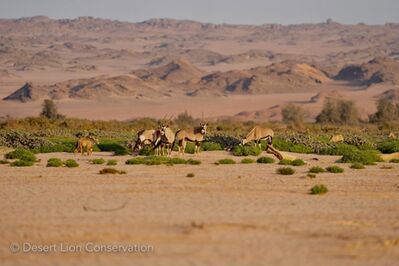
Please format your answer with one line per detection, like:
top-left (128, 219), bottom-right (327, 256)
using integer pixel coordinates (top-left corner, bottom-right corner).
top-left (291, 159), bottom-right (305, 166)
top-left (10, 160), bottom-right (34, 167)
top-left (257, 156), bottom-right (275, 164)
top-left (217, 158), bottom-right (236, 164)
top-left (91, 158), bottom-right (106, 165)
top-left (310, 184), bottom-right (328, 195)
top-left (138, 145), bottom-right (155, 156)
top-left (241, 158), bottom-right (255, 164)
top-left (340, 149), bottom-right (382, 165)
top-left (186, 173), bottom-right (195, 178)
top-left (5, 148), bottom-right (37, 162)
top-left (0, 159), bottom-right (10, 164)
top-left (107, 159), bottom-right (118, 166)
top-left (201, 142), bottom-right (223, 151)
top-left (99, 167), bottom-right (127, 175)
top-left (278, 159), bottom-right (292, 165)
top-left (390, 158), bottom-right (399, 163)
top-left (169, 158), bottom-right (188, 165)
top-left (187, 159), bottom-right (201, 165)
top-left (232, 145), bottom-right (262, 156)
top-left (65, 159), bottom-right (79, 168)
top-left (309, 166), bottom-right (326, 173)
top-left (319, 143), bottom-right (358, 156)
top-left (380, 165), bottom-right (393, 169)
top-left (377, 140), bottom-right (399, 154)
top-left (125, 156), bottom-right (201, 166)
top-left (272, 138), bottom-right (313, 154)
top-left (97, 142), bottom-right (129, 156)
top-left (47, 158), bottom-right (63, 167)
top-left (125, 157), bottom-right (145, 165)
top-left (276, 167), bottom-right (295, 175)
top-left (350, 163), bottom-right (365, 169)
top-left (326, 165), bottom-right (344, 173)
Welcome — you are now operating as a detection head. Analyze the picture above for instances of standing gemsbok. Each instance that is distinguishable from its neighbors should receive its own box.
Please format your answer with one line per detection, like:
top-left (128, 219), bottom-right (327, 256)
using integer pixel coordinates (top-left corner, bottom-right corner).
top-left (154, 124), bottom-right (175, 156)
top-left (241, 126), bottom-right (283, 160)
top-left (173, 123), bottom-right (208, 155)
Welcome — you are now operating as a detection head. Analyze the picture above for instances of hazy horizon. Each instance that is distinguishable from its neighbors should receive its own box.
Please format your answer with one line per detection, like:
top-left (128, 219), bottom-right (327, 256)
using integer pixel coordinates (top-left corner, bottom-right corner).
top-left (0, 0), bottom-right (398, 25)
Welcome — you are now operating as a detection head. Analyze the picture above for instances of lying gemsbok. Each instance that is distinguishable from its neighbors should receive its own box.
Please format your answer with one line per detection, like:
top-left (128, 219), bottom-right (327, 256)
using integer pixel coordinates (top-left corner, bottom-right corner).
top-left (241, 126), bottom-right (283, 160)
top-left (74, 134), bottom-right (99, 156)
top-left (154, 124), bottom-right (175, 156)
top-left (173, 123), bottom-right (208, 155)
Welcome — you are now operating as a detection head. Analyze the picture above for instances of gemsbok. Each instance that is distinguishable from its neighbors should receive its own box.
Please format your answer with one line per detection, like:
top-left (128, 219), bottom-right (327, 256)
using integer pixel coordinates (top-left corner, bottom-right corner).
top-left (173, 123), bottom-right (208, 155)
top-left (154, 124), bottom-right (175, 156)
top-left (241, 126), bottom-right (283, 160)
top-left (131, 129), bottom-right (157, 153)
top-left (74, 135), bottom-right (99, 156)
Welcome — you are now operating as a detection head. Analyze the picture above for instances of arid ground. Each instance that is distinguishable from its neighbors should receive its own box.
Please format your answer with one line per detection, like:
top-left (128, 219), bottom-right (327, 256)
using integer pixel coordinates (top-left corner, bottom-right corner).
top-left (1, 150), bottom-right (398, 266)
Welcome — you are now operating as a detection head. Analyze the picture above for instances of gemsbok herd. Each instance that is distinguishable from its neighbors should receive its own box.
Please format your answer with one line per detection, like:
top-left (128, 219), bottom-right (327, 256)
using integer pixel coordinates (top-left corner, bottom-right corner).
top-left (75, 124), bottom-right (284, 159)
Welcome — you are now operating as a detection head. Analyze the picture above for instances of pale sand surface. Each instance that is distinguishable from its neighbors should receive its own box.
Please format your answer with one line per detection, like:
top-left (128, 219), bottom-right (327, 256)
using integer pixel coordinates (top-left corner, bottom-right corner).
top-left (1, 151), bottom-right (398, 265)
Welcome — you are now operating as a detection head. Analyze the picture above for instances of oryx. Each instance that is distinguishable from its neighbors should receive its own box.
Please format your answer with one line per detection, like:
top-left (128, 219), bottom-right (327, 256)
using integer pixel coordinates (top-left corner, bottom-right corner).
top-left (154, 124), bottom-right (175, 156)
top-left (241, 126), bottom-right (283, 160)
top-left (173, 123), bottom-right (208, 155)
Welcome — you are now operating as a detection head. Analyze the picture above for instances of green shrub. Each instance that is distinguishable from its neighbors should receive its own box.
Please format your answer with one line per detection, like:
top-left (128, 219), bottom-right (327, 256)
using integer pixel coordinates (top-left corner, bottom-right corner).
top-left (319, 143), bottom-right (358, 156)
top-left (217, 158), bottom-right (236, 164)
top-left (125, 156), bottom-right (200, 166)
top-left (31, 143), bottom-right (74, 153)
top-left (187, 159), bottom-right (201, 165)
top-left (201, 142), bottom-right (223, 151)
top-left (138, 145), bottom-right (155, 156)
top-left (65, 159), bottom-right (79, 168)
top-left (107, 159), bottom-right (118, 166)
top-left (340, 150), bottom-right (382, 165)
top-left (232, 145), bottom-right (262, 156)
top-left (277, 167), bottom-right (295, 175)
top-left (350, 163), bottom-right (365, 169)
top-left (310, 184), bottom-right (328, 195)
top-left (97, 142), bottom-right (128, 156)
top-left (257, 156), bottom-right (275, 164)
top-left (10, 160), bottom-right (34, 167)
top-left (241, 158), bottom-right (255, 164)
top-left (0, 159), bottom-right (10, 164)
top-left (186, 173), bottom-right (195, 178)
top-left (377, 140), bottom-right (399, 154)
top-left (278, 159), bottom-right (293, 165)
top-left (91, 158), bottom-right (105, 165)
top-left (326, 165), bottom-right (344, 173)
top-left (99, 168), bottom-right (127, 175)
top-left (169, 158), bottom-right (188, 165)
top-left (272, 138), bottom-right (313, 154)
top-left (291, 159), bottom-right (305, 166)
top-left (309, 166), bottom-right (326, 173)
top-left (390, 158), bottom-right (399, 163)
top-left (5, 148), bottom-right (37, 162)
top-left (171, 142), bottom-right (196, 154)
top-left (47, 158), bottom-right (63, 167)
top-left (380, 165), bottom-right (393, 169)
top-left (126, 157), bottom-right (145, 165)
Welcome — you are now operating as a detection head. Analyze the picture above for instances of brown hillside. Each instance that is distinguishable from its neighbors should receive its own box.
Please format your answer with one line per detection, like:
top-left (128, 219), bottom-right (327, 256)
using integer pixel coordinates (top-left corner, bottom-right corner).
top-left (191, 61), bottom-right (330, 95)
top-left (132, 58), bottom-right (205, 83)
